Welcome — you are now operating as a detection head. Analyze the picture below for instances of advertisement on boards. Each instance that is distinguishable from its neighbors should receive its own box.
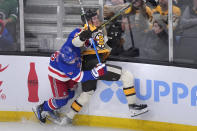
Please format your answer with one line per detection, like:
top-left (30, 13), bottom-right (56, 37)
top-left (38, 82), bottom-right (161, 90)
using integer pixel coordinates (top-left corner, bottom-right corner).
top-left (0, 64), bottom-right (9, 101)
top-left (27, 62), bottom-right (39, 102)
top-left (0, 55), bottom-right (52, 111)
top-left (0, 55), bottom-right (197, 126)
top-left (107, 61), bottom-right (197, 126)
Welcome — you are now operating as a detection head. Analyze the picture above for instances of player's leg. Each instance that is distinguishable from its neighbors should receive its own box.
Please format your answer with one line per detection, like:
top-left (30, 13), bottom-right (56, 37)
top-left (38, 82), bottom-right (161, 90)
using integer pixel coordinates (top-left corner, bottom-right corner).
top-left (61, 80), bottom-right (96, 125)
top-left (32, 76), bottom-right (76, 124)
top-left (61, 56), bottom-right (97, 125)
top-left (100, 64), bottom-right (148, 116)
top-left (61, 64), bottom-right (121, 124)
top-left (120, 69), bottom-right (148, 117)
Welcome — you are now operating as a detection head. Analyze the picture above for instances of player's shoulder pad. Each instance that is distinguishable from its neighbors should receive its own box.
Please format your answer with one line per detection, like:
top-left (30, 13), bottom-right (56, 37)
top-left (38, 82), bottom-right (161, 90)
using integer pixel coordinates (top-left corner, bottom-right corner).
top-left (69, 28), bottom-right (82, 39)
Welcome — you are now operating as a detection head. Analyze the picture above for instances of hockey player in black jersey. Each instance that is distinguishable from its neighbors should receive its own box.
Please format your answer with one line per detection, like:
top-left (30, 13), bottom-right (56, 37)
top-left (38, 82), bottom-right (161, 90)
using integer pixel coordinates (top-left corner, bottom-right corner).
top-left (58, 9), bottom-right (148, 125)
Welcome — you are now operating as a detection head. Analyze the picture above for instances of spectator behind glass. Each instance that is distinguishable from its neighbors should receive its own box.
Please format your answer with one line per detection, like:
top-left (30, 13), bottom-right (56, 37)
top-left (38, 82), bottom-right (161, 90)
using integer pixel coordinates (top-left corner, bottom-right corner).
top-left (104, 0), bottom-right (125, 56)
top-left (140, 19), bottom-right (168, 60)
top-left (152, 0), bottom-right (181, 30)
top-left (179, 0), bottom-right (197, 33)
top-left (146, 0), bottom-right (159, 9)
top-left (104, 0), bottom-right (153, 57)
top-left (0, 0), bottom-right (18, 51)
top-left (174, 0), bottom-right (197, 62)
top-left (121, 0), bottom-right (152, 57)
top-left (173, 0), bottom-right (191, 12)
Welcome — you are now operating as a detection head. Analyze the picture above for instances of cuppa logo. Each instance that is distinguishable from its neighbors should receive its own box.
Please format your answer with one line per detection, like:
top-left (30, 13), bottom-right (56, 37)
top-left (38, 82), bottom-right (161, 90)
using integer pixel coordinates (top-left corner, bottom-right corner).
top-left (0, 64), bottom-right (9, 100)
top-left (135, 78), bottom-right (197, 106)
top-left (99, 81), bottom-right (127, 104)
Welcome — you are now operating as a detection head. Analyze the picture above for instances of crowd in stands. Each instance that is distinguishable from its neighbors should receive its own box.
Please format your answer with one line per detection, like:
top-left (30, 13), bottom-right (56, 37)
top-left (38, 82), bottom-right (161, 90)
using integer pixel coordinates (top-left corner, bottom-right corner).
top-left (1, 0), bottom-right (197, 63)
top-left (104, 0), bottom-right (197, 62)
top-left (104, 0), bottom-right (175, 61)
top-left (174, 0), bottom-right (197, 62)
top-left (0, 0), bottom-right (18, 51)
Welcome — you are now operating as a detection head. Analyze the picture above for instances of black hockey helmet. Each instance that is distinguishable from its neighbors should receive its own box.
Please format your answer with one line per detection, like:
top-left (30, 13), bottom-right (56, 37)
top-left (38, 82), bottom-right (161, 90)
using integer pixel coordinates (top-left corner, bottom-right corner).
top-left (81, 9), bottom-right (97, 25)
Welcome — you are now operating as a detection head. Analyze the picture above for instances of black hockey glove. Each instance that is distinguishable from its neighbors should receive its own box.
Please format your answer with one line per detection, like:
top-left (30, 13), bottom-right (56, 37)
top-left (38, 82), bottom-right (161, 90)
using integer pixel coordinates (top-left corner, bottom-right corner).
top-left (79, 29), bottom-right (92, 41)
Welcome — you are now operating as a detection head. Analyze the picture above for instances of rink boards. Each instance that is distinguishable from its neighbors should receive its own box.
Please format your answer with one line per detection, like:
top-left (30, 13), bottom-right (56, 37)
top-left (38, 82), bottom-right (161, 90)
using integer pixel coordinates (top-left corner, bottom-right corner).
top-left (0, 55), bottom-right (197, 131)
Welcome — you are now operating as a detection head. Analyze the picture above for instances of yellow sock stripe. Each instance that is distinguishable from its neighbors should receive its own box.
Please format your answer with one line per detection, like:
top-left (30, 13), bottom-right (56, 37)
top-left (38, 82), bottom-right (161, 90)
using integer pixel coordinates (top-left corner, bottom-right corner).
top-left (71, 101), bottom-right (82, 112)
top-left (123, 87), bottom-right (136, 96)
top-left (0, 111), bottom-right (197, 131)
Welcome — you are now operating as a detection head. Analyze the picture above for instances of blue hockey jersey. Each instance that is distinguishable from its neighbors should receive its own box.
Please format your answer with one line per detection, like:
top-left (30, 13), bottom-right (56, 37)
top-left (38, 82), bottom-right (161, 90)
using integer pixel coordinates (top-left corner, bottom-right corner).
top-left (48, 28), bottom-right (96, 82)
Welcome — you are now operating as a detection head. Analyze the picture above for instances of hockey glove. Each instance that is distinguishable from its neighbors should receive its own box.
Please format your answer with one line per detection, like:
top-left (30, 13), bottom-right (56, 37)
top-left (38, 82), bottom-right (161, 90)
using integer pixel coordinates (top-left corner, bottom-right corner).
top-left (79, 29), bottom-right (92, 41)
top-left (91, 63), bottom-right (107, 79)
top-left (84, 39), bottom-right (99, 48)
top-left (84, 40), bottom-right (92, 48)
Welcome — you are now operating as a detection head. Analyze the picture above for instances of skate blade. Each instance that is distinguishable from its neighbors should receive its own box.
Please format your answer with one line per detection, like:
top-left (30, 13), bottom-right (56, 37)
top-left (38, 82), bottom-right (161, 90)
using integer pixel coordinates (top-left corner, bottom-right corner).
top-left (32, 107), bottom-right (45, 125)
top-left (131, 109), bottom-right (149, 117)
top-left (47, 117), bottom-right (72, 126)
top-left (46, 117), bottom-right (61, 125)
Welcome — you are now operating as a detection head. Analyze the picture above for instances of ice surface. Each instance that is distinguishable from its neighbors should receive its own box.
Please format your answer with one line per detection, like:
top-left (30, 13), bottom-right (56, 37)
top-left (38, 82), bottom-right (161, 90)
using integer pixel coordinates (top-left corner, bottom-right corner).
top-left (0, 121), bottom-right (133, 131)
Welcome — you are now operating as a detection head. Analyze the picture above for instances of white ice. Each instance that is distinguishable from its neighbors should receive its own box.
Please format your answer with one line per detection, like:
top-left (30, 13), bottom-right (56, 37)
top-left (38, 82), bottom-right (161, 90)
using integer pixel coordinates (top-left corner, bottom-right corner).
top-left (0, 121), bottom-right (134, 131)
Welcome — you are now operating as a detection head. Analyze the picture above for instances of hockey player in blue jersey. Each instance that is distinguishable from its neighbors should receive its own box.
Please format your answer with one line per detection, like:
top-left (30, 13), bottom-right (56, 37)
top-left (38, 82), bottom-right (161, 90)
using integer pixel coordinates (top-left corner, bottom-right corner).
top-left (33, 8), bottom-right (148, 125)
top-left (32, 27), bottom-right (107, 124)
top-left (57, 9), bottom-right (148, 125)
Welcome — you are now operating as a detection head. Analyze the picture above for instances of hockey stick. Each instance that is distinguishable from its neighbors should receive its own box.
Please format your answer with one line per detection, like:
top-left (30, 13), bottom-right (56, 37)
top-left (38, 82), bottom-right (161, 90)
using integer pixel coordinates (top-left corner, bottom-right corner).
top-left (126, 16), bottom-right (140, 57)
top-left (92, 3), bottom-right (132, 33)
top-left (78, 0), bottom-right (101, 64)
top-left (71, 3), bottom-right (131, 37)
top-left (127, 16), bottom-right (135, 48)
top-left (89, 38), bottom-right (101, 64)
top-left (78, 0), bottom-right (89, 27)
top-left (89, 38), bottom-right (102, 64)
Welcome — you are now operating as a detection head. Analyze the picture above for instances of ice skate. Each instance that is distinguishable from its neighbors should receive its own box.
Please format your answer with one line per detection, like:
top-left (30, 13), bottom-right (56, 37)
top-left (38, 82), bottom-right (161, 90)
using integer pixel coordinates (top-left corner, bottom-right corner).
top-left (58, 116), bottom-right (72, 126)
top-left (129, 104), bottom-right (148, 117)
top-left (32, 104), bottom-right (47, 124)
top-left (45, 110), bottom-right (61, 125)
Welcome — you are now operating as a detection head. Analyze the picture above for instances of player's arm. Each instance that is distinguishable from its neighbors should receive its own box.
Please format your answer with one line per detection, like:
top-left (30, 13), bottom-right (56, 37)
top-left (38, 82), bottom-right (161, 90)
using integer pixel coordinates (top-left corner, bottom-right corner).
top-left (70, 64), bottom-right (106, 83)
top-left (72, 29), bottom-right (92, 47)
top-left (59, 63), bottom-right (106, 83)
